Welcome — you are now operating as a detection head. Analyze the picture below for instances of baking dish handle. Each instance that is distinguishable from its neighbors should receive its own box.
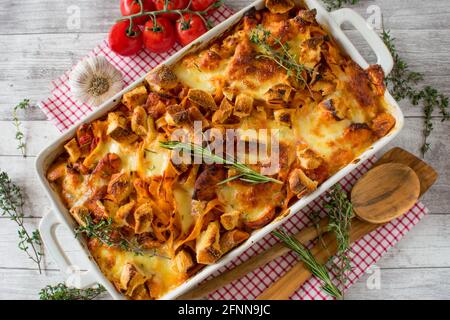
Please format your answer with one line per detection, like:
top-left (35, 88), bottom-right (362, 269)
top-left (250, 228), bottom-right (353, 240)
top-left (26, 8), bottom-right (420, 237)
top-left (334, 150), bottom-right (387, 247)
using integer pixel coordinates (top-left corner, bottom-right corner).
top-left (330, 8), bottom-right (394, 75)
top-left (39, 212), bottom-right (97, 289)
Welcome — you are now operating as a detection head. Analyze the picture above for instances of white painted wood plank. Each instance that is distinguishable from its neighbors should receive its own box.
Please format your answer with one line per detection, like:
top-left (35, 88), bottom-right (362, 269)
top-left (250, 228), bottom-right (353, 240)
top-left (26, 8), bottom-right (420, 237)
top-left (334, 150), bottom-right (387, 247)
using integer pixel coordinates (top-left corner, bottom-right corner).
top-left (0, 217), bottom-right (91, 271)
top-left (345, 268), bottom-right (450, 300)
top-left (2, 0), bottom-right (450, 35)
top-left (0, 266), bottom-right (449, 300)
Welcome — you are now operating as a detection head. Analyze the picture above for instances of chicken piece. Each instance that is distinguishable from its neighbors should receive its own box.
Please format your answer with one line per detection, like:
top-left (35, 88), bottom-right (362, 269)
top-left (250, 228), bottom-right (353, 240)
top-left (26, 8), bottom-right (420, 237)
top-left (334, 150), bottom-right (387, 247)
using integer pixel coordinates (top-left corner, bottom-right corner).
top-left (220, 229), bottom-right (250, 254)
top-left (264, 84), bottom-right (293, 105)
top-left (146, 93), bottom-right (168, 120)
top-left (122, 85), bottom-right (148, 110)
top-left (165, 104), bottom-right (188, 126)
top-left (115, 200), bottom-right (135, 227)
top-left (196, 221), bottom-right (222, 265)
top-left (146, 65), bottom-right (179, 92)
top-left (274, 109), bottom-right (294, 127)
top-left (119, 263), bottom-right (149, 297)
top-left (212, 98), bottom-right (234, 124)
top-left (69, 206), bottom-right (90, 226)
top-left (371, 112), bottom-right (396, 138)
top-left (91, 153), bottom-right (121, 179)
top-left (367, 64), bottom-right (386, 96)
top-left (133, 203), bottom-right (154, 234)
top-left (343, 123), bottom-right (373, 148)
top-left (107, 172), bottom-right (132, 204)
top-left (192, 165), bottom-right (226, 201)
top-left (107, 112), bottom-right (138, 144)
top-left (188, 89), bottom-right (217, 112)
top-left (220, 210), bottom-right (241, 231)
top-left (172, 250), bottom-right (195, 273)
top-left (234, 94), bottom-right (254, 118)
top-left (187, 106), bottom-right (210, 128)
top-left (288, 168), bottom-right (318, 196)
top-left (296, 147), bottom-right (323, 170)
top-left (85, 200), bottom-right (108, 221)
top-left (265, 0), bottom-right (294, 14)
top-left (299, 36), bottom-right (326, 69)
top-left (131, 106), bottom-right (148, 136)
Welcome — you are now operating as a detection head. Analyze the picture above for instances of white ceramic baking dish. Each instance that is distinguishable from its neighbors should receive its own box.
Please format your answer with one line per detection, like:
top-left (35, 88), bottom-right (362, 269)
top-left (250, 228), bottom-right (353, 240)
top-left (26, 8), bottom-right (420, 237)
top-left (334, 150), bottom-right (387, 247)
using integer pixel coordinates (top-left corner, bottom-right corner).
top-left (36, 0), bottom-right (402, 300)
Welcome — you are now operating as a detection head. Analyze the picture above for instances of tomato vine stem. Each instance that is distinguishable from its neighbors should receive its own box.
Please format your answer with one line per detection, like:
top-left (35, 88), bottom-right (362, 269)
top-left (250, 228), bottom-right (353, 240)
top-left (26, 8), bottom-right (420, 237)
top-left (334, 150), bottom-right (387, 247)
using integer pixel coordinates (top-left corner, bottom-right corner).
top-left (119, 0), bottom-right (222, 31)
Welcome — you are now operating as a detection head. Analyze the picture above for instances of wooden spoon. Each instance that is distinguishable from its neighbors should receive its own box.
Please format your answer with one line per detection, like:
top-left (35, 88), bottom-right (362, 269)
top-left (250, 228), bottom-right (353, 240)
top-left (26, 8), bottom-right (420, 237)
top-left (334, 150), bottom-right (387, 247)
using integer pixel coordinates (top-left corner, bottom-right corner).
top-left (256, 163), bottom-right (422, 300)
top-left (351, 163), bottom-right (420, 224)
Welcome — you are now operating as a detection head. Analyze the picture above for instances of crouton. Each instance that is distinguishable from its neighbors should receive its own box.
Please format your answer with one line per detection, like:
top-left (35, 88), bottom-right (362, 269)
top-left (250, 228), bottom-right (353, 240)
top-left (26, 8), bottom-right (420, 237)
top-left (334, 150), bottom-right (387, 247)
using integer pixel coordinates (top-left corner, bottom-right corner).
top-left (196, 221), bottom-right (222, 265)
top-left (122, 85), bottom-right (148, 110)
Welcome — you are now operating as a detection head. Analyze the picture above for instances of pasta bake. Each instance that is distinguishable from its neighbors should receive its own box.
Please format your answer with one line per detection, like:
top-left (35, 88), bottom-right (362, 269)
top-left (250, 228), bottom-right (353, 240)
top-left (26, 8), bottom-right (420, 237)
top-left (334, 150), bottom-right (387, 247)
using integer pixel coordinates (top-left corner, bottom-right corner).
top-left (46, 0), bottom-right (396, 300)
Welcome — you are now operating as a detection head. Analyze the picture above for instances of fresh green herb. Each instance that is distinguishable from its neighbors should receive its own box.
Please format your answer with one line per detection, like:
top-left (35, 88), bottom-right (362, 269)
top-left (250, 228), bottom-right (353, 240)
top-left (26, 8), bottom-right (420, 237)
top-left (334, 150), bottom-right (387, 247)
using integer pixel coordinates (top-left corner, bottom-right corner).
top-left (382, 31), bottom-right (424, 101)
top-left (75, 216), bottom-right (145, 255)
top-left (308, 211), bottom-right (328, 250)
top-left (0, 171), bottom-right (43, 273)
top-left (382, 31), bottom-right (449, 156)
top-left (324, 185), bottom-right (354, 295)
top-left (159, 141), bottom-right (283, 185)
top-left (39, 283), bottom-right (107, 300)
top-left (273, 229), bottom-right (342, 299)
top-left (322, 0), bottom-right (360, 11)
top-left (250, 25), bottom-right (312, 90)
top-left (12, 99), bottom-right (30, 157)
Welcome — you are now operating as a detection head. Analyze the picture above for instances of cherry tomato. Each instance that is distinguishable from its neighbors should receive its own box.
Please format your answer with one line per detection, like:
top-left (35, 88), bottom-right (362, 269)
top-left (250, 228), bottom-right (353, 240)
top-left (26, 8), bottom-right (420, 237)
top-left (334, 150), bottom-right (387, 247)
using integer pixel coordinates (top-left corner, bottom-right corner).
top-left (154, 0), bottom-right (190, 20)
top-left (176, 14), bottom-right (208, 46)
top-left (143, 17), bottom-right (176, 53)
top-left (109, 20), bottom-right (143, 56)
top-left (190, 0), bottom-right (217, 13)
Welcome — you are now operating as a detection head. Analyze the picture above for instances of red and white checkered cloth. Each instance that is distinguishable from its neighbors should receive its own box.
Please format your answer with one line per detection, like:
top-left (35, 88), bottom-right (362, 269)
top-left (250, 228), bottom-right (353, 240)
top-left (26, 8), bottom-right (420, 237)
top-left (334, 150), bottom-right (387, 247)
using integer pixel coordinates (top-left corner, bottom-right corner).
top-left (38, 5), bottom-right (428, 300)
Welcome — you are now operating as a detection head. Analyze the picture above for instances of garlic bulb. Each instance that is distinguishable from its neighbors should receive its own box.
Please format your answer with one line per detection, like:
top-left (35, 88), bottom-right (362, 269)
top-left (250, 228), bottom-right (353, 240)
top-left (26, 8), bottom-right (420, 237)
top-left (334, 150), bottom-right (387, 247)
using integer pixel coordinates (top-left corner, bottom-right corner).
top-left (69, 56), bottom-right (124, 107)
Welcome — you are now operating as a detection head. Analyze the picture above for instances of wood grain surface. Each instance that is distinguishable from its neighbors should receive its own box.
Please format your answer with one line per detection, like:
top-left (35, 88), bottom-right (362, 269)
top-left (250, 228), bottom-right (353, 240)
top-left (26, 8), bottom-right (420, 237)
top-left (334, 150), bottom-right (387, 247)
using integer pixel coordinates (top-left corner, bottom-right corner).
top-left (0, 0), bottom-right (449, 300)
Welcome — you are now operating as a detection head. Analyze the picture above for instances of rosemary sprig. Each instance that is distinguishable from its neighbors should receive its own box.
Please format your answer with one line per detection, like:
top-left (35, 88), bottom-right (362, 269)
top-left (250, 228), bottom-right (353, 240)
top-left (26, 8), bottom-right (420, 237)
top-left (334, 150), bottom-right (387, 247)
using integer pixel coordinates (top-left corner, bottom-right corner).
top-left (382, 30), bottom-right (449, 156)
top-left (12, 99), bottom-right (30, 157)
top-left (249, 25), bottom-right (311, 90)
top-left (324, 185), bottom-right (354, 296)
top-left (273, 229), bottom-right (342, 299)
top-left (39, 283), bottom-right (106, 300)
top-left (322, 0), bottom-right (360, 11)
top-left (159, 141), bottom-right (283, 185)
top-left (75, 216), bottom-right (145, 255)
top-left (0, 171), bottom-right (43, 273)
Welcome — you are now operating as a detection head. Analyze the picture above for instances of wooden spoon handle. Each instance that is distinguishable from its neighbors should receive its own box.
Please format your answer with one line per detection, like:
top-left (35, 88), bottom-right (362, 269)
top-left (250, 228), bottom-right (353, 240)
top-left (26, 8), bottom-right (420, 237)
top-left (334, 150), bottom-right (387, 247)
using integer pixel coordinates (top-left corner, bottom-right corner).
top-left (256, 219), bottom-right (377, 300)
top-left (178, 218), bottom-right (329, 300)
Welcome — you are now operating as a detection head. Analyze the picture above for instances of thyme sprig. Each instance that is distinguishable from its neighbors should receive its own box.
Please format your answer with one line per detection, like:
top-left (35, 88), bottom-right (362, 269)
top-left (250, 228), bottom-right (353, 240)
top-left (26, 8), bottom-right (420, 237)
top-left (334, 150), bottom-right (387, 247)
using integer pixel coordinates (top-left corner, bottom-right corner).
top-left (249, 25), bottom-right (312, 91)
top-left (322, 0), bottom-right (360, 11)
top-left (324, 185), bottom-right (354, 296)
top-left (75, 216), bottom-right (145, 256)
top-left (159, 141), bottom-right (283, 185)
top-left (12, 99), bottom-right (30, 157)
top-left (39, 283), bottom-right (107, 300)
top-left (273, 229), bottom-right (342, 299)
top-left (0, 171), bottom-right (43, 273)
